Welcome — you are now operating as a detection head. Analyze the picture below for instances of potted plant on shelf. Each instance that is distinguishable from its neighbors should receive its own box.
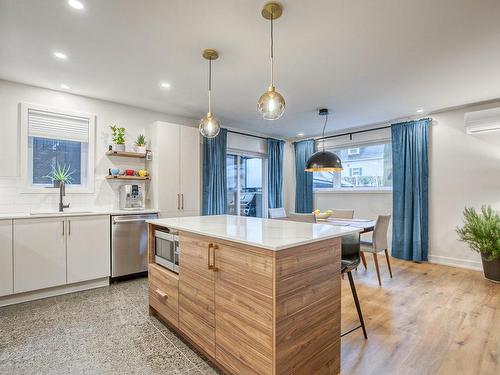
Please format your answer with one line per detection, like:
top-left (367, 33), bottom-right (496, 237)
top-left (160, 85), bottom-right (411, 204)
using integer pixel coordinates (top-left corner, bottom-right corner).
top-left (110, 125), bottom-right (126, 152)
top-left (135, 134), bottom-right (147, 154)
top-left (456, 206), bottom-right (500, 282)
top-left (45, 164), bottom-right (75, 188)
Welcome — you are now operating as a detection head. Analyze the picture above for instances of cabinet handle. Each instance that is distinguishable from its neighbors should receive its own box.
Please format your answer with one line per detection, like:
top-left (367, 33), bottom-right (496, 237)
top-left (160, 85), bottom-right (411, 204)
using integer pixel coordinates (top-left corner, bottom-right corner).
top-left (208, 243), bottom-right (213, 270)
top-left (62, 221), bottom-right (65, 236)
top-left (177, 194), bottom-right (180, 210)
top-left (212, 244), bottom-right (218, 272)
top-left (181, 194), bottom-right (184, 210)
top-left (68, 220), bottom-right (71, 236)
top-left (155, 288), bottom-right (168, 300)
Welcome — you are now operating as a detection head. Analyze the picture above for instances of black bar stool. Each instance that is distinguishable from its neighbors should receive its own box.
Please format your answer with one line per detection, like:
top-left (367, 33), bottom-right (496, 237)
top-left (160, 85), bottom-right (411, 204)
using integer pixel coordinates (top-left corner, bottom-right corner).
top-left (340, 233), bottom-right (368, 339)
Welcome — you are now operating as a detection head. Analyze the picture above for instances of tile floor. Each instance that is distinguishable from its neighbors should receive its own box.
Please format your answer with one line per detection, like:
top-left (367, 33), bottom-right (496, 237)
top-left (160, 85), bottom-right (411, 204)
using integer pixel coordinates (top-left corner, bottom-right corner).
top-left (0, 278), bottom-right (221, 375)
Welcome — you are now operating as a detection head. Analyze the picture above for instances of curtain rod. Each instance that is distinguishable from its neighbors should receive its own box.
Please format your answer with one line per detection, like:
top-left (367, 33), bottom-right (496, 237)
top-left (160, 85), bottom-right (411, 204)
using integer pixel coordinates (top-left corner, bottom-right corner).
top-left (226, 129), bottom-right (269, 140)
top-left (316, 117), bottom-right (433, 142)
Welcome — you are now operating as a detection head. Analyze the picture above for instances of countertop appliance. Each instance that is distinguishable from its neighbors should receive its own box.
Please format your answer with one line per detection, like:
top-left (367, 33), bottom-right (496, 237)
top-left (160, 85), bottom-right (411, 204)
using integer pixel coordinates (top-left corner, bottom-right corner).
top-left (111, 213), bottom-right (158, 280)
top-left (154, 229), bottom-right (179, 273)
top-left (119, 184), bottom-right (145, 210)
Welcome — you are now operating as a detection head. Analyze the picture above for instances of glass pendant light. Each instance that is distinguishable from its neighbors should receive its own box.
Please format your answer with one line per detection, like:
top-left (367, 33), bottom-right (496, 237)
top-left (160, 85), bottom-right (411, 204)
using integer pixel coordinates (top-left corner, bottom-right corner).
top-left (305, 109), bottom-right (343, 172)
top-left (199, 49), bottom-right (221, 138)
top-left (258, 2), bottom-right (285, 120)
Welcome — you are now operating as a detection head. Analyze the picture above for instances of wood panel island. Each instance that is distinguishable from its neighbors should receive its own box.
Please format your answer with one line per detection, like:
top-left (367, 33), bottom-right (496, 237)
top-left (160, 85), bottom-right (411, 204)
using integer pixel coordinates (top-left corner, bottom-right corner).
top-left (146, 215), bottom-right (361, 375)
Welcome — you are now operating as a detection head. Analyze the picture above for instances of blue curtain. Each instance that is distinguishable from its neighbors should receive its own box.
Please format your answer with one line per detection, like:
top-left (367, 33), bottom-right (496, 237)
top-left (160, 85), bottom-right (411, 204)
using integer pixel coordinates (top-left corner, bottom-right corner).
top-left (202, 128), bottom-right (227, 215)
top-left (294, 139), bottom-right (315, 213)
top-left (391, 118), bottom-right (430, 261)
top-left (267, 138), bottom-right (285, 209)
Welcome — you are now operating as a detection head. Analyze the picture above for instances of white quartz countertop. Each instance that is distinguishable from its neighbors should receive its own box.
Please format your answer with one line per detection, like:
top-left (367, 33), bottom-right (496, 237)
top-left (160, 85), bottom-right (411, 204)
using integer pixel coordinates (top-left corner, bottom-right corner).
top-left (0, 209), bottom-right (159, 220)
top-left (147, 215), bottom-right (361, 251)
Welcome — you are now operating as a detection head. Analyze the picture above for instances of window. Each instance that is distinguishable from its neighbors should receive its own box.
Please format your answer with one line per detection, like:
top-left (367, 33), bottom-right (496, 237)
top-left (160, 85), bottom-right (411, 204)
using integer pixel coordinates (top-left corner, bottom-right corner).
top-left (347, 148), bottom-right (360, 155)
top-left (313, 142), bottom-right (392, 190)
top-left (226, 153), bottom-right (267, 217)
top-left (21, 104), bottom-right (95, 192)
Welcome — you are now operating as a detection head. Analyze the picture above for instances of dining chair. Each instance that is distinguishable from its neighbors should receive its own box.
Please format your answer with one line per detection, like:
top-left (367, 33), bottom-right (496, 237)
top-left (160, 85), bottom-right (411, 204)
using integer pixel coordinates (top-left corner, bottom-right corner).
top-left (288, 212), bottom-right (317, 223)
top-left (360, 215), bottom-right (392, 286)
top-left (330, 209), bottom-right (354, 219)
top-left (341, 233), bottom-right (367, 339)
top-left (269, 207), bottom-right (287, 219)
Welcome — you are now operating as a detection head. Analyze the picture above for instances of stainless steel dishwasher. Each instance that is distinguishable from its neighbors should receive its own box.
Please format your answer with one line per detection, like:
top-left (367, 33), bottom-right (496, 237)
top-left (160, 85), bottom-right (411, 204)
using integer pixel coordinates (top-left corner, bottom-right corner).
top-left (111, 213), bottom-right (158, 280)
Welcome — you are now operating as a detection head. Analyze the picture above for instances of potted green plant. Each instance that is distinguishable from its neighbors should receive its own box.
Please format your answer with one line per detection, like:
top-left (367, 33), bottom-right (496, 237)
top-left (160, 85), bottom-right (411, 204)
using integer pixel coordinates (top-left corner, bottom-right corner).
top-left (110, 125), bottom-right (126, 151)
top-left (456, 206), bottom-right (500, 282)
top-left (135, 134), bottom-right (147, 154)
top-left (45, 164), bottom-right (75, 188)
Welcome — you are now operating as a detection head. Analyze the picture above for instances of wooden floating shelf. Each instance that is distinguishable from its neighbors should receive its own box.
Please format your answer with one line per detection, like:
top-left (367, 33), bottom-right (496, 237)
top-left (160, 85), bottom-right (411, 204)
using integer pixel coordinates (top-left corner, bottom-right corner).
top-left (105, 175), bottom-right (150, 180)
top-left (105, 150), bottom-right (148, 158)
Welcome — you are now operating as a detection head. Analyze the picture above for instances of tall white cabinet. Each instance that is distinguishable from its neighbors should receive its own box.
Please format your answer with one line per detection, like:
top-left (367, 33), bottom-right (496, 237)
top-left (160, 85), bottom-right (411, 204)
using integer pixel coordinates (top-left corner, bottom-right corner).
top-left (148, 121), bottom-right (201, 217)
top-left (0, 220), bottom-right (13, 297)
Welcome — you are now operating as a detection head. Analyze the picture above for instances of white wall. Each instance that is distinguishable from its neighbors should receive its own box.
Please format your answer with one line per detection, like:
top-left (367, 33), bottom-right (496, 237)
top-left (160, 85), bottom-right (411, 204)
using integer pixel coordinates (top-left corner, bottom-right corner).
top-left (284, 101), bottom-right (500, 271)
top-left (0, 79), bottom-right (195, 213)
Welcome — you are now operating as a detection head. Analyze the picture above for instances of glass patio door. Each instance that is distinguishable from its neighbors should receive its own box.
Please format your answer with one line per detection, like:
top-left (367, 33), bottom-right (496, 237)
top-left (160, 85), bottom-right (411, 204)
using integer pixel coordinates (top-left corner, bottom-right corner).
top-left (226, 153), bottom-right (266, 218)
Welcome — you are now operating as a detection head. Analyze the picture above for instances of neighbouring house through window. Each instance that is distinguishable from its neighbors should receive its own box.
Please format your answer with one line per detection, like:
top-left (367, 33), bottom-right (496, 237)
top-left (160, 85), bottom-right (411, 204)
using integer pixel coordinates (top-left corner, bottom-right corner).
top-left (313, 142), bottom-right (392, 190)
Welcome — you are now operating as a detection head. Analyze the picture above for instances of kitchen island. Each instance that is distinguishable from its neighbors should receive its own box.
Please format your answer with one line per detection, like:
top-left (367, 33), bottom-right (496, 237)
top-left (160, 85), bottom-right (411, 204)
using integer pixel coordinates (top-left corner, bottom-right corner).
top-left (146, 215), bottom-right (361, 375)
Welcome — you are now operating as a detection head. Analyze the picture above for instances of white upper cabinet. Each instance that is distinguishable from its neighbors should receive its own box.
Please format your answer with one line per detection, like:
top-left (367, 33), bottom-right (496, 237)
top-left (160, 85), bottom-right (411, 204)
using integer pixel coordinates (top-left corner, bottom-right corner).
top-left (66, 215), bottom-right (110, 284)
top-left (0, 220), bottom-right (13, 297)
top-left (148, 121), bottom-right (201, 217)
top-left (14, 217), bottom-right (67, 293)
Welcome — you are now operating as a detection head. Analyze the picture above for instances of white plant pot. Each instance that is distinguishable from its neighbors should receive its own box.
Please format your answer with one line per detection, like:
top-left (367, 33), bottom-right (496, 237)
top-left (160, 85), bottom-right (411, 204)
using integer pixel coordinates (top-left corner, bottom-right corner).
top-left (135, 146), bottom-right (147, 154)
top-left (113, 143), bottom-right (125, 152)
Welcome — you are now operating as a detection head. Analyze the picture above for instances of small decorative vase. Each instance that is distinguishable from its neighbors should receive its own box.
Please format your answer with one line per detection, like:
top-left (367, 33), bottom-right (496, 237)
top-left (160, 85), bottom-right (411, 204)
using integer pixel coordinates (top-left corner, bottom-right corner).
top-left (136, 145), bottom-right (146, 154)
top-left (113, 143), bottom-right (125, 152)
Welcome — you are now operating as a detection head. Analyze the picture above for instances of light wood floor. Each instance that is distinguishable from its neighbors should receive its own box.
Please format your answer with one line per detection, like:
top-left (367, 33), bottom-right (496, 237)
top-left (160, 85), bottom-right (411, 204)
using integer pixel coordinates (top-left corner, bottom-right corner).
top-left (340, 256), bottom-right (499, 375)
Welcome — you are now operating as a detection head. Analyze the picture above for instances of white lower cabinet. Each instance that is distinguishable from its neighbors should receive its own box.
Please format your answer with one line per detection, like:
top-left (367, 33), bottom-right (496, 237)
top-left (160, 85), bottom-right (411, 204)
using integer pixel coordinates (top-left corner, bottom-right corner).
top-left (67, 216), bottom-right (110, 284)
top-left (14, 217), bottom-right (66, 293)
top-left (0, 220), bottom-right (13, 297)
top-left (13, 215), bottom-right (110, 294)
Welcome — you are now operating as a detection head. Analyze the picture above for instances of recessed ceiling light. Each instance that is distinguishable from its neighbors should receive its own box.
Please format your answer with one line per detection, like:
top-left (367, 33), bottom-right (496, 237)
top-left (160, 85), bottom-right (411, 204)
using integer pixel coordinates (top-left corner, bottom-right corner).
top-left (60, 84), bottom-right (69, 89)
top-left (416, 108), bottom-right (424, 114)
top-left (160, 82), bottom-right (171, 89)
top-left (68, 0), bottom-right (84, 10)
top-left (298, 133), bottom-right (304, 137)
top-left (54, 51), bottom-right (68, 60)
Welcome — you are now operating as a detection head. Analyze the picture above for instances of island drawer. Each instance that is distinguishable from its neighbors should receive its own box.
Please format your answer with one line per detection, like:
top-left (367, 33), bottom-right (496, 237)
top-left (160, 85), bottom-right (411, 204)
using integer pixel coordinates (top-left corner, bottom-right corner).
top-left (149, 263), bottom-right (179, 327)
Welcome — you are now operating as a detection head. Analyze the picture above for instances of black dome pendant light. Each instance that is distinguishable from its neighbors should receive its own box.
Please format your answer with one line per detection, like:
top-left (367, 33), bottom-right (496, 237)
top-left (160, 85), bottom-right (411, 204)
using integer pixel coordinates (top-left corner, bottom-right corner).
top-left (305, 109), bottom-right (343, 172)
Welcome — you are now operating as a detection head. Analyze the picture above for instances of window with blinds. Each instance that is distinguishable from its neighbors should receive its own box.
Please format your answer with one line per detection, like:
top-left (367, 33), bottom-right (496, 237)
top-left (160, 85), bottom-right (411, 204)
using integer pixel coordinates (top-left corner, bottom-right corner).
top-left (22, 104), bottom-right (95, 191)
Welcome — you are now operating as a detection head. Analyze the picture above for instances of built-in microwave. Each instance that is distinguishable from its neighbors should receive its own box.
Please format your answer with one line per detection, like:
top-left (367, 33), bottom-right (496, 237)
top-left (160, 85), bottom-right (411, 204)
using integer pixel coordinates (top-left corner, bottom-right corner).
top-left (154, 229), bottom-right (179, 273)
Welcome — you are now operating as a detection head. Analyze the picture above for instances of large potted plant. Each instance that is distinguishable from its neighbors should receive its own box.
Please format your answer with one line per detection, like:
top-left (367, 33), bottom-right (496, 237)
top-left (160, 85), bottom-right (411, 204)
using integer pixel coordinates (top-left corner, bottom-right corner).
top-left (110, 125), bottom-right (126, 151)
top-left (456, 206), bottom-right (500, 282)
top-left (45, 164), bottom-right (74, 188)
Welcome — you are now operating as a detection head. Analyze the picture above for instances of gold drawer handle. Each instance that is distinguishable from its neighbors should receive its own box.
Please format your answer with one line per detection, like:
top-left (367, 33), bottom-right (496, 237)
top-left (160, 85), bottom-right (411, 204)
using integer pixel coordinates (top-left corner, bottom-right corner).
top-left (208, 243), bottom-right (219, 272)
top-left (155, 288), bottom-right (168, 300)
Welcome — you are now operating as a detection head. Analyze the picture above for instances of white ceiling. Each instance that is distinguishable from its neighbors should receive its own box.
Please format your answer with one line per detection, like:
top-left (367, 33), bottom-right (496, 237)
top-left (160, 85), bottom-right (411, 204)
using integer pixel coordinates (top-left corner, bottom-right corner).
top-left (1, 0), bottom-right (500, 138)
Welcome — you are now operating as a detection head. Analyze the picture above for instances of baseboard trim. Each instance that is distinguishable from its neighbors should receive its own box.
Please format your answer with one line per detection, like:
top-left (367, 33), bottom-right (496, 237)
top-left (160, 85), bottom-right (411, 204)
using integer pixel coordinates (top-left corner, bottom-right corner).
top-left (0, 277), bottom-right (109, 307)
top-left (428, 254), bottom-right (482, 272)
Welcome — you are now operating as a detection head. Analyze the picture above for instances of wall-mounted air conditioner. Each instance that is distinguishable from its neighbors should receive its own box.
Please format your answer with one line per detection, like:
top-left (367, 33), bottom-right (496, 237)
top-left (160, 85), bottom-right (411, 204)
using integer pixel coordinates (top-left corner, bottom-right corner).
top-left (464, 107), bottom-right (500, 134)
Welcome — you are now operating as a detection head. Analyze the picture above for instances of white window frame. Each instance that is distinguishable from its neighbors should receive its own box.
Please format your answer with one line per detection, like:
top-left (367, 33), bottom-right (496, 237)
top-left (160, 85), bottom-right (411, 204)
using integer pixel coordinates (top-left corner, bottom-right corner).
top-left (20, 103), bottom-right (96, 194)
top-left (313, 139), bottom-right (393, 194)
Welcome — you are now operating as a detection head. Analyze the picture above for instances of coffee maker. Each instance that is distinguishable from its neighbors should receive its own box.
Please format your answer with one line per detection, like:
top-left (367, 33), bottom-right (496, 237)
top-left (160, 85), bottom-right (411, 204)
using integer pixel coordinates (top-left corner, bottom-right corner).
top-left (119, 184), bottom-right (145, 210)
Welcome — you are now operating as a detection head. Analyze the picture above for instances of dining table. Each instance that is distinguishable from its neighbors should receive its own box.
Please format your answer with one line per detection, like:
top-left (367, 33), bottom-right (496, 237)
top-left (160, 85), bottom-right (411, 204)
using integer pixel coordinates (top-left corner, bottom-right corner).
top-left (317, 218), bottom-right (376, 234)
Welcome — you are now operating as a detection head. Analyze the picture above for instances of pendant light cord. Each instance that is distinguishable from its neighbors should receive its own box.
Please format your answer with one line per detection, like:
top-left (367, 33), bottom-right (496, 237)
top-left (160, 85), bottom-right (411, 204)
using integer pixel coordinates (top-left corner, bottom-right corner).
top-left (208, 57), bottom-right (212, 113)
top-left (322, 114), bottom-right (328, 152)
top-left (270, 11), bottom-right (274, 86)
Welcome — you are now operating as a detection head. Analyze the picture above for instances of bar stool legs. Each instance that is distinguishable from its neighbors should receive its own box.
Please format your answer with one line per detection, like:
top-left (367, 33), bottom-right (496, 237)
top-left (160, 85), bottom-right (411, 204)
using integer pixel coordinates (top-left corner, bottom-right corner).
top-left (341, 271), bottom-right (368, 339)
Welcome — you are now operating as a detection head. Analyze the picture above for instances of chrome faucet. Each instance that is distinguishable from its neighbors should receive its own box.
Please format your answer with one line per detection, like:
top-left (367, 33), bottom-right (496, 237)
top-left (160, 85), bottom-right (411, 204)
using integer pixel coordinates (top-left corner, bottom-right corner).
top-left (59, 181), bottom-right (70, 212)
